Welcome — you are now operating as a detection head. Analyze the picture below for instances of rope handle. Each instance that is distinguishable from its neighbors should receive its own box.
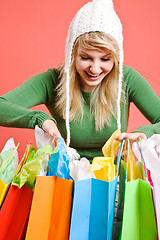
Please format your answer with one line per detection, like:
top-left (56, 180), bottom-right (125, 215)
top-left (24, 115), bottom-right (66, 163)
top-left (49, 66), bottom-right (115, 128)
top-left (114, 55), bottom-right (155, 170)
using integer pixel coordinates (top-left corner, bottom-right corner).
top-left (136, 139), bottom-right (148, 181)
top-left (47, 137), bottom-right (58, 171)
top-left (123, 139), bottom-right (129, 182)
top-left (51, 136), bottom-right (57, 148)
top-left (116, 139), bottom-right (125, 176)
top-left (123, 138), bottom-right (148, 182)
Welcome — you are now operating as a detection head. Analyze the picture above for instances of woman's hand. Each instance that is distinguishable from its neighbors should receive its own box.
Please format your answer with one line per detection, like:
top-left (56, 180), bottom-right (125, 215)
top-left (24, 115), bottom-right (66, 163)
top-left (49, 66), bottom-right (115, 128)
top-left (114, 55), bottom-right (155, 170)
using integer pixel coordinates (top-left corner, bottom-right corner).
top-left (115, 132), bottom-right (147, 143)
top-left (114, 132), bottom-right (147, 157)
top-left (42, 119), bottom-right (62, 138)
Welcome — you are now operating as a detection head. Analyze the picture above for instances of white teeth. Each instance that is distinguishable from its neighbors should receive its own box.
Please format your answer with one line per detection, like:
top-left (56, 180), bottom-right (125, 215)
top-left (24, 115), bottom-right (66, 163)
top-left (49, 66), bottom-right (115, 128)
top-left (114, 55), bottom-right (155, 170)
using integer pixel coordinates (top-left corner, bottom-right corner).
top-left (87, 72), bottom-right (101, 77)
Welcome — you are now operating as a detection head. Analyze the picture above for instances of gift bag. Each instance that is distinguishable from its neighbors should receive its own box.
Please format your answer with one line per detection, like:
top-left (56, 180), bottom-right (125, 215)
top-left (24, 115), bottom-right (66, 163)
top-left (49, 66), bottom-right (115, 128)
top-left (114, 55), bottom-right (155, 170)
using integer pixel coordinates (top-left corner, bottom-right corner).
top-left (152, 186), bottom-right (160, 239)
top-left (25, 176), bottom-right (73, 240)
top-left (0, 143), bottom-right (37, 240)
top-left (69, 140), bottom-right (125, 240)
top-left (0, 141), bottom-right (54, 240)
top-left (0, 184), bottom-right (33, 240)
top-left (136, 140), bottom-right (160, 240)
top-left (25, 138), bottom-right (73, 240)
top-left (119, 140), bottom-right (157, 240)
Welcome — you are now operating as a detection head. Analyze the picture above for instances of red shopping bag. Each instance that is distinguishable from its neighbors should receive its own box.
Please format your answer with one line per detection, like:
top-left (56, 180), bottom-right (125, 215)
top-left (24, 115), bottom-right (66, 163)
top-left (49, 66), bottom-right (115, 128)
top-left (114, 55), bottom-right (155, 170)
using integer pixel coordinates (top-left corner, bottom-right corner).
top-left (0, 184), bottom-right (33, 240)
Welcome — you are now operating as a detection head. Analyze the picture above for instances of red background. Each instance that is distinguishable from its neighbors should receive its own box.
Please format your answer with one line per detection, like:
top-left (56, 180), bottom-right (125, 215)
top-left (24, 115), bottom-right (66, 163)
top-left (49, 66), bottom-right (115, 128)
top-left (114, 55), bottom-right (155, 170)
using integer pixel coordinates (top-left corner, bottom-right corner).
top-left (0, 0), bottom-right (160, 156)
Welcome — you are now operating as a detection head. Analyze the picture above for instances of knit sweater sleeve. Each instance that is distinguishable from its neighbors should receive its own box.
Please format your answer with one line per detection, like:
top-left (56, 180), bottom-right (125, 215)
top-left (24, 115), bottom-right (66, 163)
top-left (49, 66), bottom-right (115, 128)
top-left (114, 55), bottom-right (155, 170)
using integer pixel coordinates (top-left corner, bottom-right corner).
top-left (0, 69), bottom-right (57, 129)
top-left (124, 66), bottom-right (160, 137)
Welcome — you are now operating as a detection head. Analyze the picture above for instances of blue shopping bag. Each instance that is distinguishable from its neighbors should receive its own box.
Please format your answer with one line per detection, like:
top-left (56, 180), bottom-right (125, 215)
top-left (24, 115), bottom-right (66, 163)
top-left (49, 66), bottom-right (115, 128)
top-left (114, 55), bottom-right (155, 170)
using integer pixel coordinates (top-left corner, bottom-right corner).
top-left (69, 140), bottom-right (124, 240)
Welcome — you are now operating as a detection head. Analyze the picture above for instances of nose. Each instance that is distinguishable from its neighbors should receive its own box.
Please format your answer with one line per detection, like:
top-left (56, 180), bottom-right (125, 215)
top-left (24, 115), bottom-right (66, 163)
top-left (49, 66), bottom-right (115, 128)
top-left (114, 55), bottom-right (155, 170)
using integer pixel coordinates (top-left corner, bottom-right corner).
top-left (89, 61), bottom-right (101, 74)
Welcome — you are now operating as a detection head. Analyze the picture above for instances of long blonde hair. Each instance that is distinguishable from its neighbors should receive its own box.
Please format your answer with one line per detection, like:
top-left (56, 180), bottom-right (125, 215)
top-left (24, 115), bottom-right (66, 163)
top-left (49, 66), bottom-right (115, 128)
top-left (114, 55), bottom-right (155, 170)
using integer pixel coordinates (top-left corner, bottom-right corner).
top-left (55, 31), bottom-right (124, 131)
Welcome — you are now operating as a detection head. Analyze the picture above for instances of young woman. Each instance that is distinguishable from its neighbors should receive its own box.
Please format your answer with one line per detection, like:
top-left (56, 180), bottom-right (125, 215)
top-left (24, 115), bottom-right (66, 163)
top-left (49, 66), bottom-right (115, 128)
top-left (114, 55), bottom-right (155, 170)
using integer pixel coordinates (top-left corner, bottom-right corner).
top-left (0, 0), bottom-right (160, 162)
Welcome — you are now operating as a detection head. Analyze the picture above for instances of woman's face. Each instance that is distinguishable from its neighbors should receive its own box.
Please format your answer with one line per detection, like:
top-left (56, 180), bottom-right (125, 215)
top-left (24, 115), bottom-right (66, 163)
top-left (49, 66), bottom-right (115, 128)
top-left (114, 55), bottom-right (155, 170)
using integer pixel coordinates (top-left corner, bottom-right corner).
top-left (75, 45), bottom-right (115, 92)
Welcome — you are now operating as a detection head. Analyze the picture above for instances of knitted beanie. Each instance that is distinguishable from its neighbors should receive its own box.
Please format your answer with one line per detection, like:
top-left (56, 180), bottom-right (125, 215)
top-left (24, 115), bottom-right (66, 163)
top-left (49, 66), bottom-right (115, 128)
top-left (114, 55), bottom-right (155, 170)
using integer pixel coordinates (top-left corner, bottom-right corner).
top-left (65, 0), bottom-right (123, 146)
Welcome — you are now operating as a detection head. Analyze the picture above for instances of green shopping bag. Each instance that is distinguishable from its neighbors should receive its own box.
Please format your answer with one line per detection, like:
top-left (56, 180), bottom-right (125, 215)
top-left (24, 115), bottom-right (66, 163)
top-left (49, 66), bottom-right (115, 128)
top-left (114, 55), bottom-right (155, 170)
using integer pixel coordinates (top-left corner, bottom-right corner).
top-left (119, 139), bottom-right (157, 240)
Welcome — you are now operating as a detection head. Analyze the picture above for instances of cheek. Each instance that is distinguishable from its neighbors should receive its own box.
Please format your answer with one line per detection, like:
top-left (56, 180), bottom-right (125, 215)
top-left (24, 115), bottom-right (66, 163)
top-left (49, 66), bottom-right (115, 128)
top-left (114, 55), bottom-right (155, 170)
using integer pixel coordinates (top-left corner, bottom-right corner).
top-left (75, 59), bottom-right (89, 73)
top-left (105, 61), bottom-right (114, 72)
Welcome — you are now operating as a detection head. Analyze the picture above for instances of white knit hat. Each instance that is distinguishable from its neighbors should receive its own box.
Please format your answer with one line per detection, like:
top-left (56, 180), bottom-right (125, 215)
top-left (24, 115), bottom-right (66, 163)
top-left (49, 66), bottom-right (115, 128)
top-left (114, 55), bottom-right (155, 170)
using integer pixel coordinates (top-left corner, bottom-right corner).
top-left (65, 0), bottom-right (123, 146)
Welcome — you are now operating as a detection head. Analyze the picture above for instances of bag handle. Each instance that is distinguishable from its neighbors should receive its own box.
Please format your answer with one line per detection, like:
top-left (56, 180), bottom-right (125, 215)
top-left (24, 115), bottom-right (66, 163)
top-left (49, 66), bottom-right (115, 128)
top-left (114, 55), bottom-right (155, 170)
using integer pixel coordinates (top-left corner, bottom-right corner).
top-left (123, 139), bottom-right (129, 182)
top-left (13, 142), bottom-right (31, 179)
top-left (116, 139), bottom-right (125, 176)
top-left (124, 139), bottom-right (145, 182)
top-left (0, 142), bottom-right (20, 171)
top-left (51, 136), bottom-right (57, 148)
top-left (136, 140), bottom-right (148, 181)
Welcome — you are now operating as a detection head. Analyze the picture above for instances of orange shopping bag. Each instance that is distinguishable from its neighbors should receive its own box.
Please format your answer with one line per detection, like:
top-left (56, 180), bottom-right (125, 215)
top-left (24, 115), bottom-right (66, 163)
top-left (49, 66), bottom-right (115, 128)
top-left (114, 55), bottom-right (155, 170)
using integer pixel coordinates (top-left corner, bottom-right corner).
top-left (25, 175), bottom-right (73, 240)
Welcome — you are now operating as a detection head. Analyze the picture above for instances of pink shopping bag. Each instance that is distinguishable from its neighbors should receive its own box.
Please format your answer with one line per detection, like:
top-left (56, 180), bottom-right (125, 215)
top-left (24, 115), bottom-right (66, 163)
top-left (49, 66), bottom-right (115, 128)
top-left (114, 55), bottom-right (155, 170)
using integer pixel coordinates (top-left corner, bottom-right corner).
top-left (152, 186), bottom-right (160, 239)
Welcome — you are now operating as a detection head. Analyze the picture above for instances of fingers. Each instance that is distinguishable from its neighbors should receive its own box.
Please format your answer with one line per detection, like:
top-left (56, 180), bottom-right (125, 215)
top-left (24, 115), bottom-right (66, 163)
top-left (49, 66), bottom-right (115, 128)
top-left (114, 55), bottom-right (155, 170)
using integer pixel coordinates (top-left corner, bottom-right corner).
top-left (115, 132), bottom-right (129, 142)
top-left (42, 119), bottom-right (62, 138)
top-left (114, 132), bottom-right (147, 157)
top-left (115, 132), bottom-right (147, 143)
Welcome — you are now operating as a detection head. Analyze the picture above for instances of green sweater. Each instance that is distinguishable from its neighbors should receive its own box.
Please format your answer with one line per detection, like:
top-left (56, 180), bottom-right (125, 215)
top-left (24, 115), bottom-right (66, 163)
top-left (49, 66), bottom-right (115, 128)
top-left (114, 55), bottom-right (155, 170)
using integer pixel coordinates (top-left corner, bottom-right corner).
top-left (0, 65), bottom-right (160, 160)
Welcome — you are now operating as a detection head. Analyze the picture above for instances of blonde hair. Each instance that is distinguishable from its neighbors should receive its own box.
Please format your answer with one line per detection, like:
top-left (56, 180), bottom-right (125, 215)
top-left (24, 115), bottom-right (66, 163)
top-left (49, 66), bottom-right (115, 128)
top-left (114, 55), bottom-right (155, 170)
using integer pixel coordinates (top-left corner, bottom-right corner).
top-left (55, 31), bottom-right (124, 131)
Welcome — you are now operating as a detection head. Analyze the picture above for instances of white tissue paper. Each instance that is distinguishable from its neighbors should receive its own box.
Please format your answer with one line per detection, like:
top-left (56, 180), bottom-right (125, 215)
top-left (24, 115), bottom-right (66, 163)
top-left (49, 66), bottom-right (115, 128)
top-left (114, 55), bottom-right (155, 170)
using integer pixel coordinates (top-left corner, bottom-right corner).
top-left (132, 134), bottom-right (160, 186)
top-left (35, 125), bottom-right (53, 148)
top-left (35, 125), bottom-right (53, 175)
top-left (67, 147), bottom-right (80, 161)
top-left (1, 137), bottom-right (19, 171)
top-left (69, 157), bottom-right (95, 181)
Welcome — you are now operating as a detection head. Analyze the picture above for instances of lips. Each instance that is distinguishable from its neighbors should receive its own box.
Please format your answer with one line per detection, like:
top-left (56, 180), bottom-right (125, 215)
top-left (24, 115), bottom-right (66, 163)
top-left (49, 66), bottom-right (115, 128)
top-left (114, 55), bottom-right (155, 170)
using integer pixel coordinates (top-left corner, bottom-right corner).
top-left (85, 71), bottom-right (102, 79)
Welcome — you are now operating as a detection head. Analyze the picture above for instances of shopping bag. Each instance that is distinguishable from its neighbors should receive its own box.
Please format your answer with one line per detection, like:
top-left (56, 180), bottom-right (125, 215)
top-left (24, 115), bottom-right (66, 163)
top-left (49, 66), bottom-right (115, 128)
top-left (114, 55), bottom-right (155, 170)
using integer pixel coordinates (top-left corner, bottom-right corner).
top-left (0, 143), bottom-right (41, 240)
top-left (119, 140), bottom-right (157, 240)
top-left (25, 176), bottom-right (73, 240)
top-left (69, 140), bottom-right (125, 240)
top-left (113, 138), bottom-right (144, 239)
top-left (0, 184), bottom-right (33, 240)
top-left (152, 186), bottom-right (160, 239)
top-left (0, 141), bottom-right (55, 240)
top-left (137, 140), bottom-right (160, 239)
top-left (26, 136), bottom-right (73, 240)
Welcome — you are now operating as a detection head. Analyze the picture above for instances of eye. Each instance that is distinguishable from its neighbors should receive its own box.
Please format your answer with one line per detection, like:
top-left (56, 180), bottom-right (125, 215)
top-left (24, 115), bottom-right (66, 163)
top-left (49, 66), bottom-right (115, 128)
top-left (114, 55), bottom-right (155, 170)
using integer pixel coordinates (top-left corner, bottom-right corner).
top-left (101, 58), bottom-right (110, 61)
top-left (80, 56), bottom-right (91, 60)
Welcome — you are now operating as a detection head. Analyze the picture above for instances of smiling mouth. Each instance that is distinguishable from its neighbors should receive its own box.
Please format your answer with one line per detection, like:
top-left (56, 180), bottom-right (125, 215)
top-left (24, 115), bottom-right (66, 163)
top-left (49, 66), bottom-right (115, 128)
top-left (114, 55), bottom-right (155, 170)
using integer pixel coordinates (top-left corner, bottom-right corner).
top-left (85, 72), bottom-right (102, 78)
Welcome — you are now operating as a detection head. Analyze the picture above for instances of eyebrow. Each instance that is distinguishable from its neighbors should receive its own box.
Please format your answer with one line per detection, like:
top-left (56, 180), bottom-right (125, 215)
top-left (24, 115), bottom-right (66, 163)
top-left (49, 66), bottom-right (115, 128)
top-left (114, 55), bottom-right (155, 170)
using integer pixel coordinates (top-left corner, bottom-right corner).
top-left (78, 51), bottom-right (112, 57)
